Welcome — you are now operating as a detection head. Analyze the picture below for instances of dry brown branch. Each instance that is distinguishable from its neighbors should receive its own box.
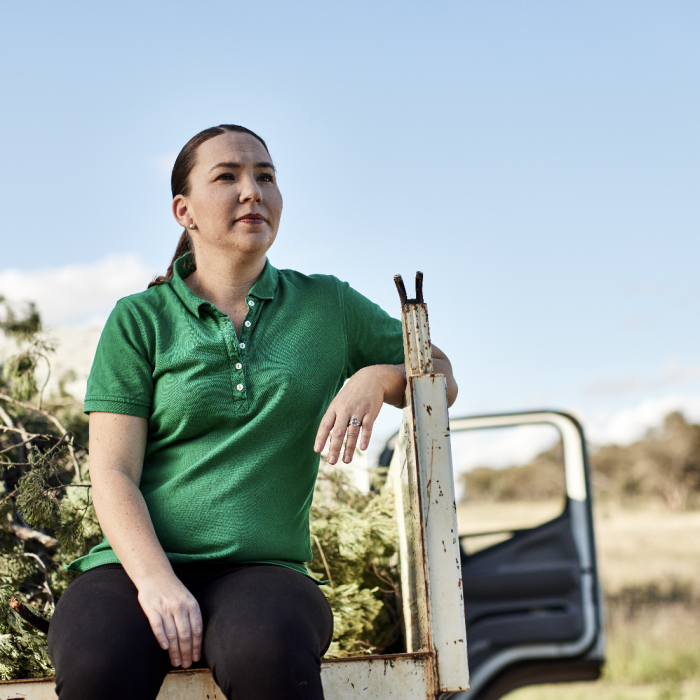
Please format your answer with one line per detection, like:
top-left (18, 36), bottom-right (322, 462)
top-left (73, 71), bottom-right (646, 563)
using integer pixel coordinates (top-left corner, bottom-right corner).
top-left (0, 392), bottom-right (69, 435)
top-left (21, 553), bottom-right (54, 606)
top-left (0, 404), bottom-right (30, 446)
top-left (8, 597), bottom-right (50, 635)
top-left (35, 352), bottom-right (51, 410)
top-left (0, 395), bottom-right (85, 482)
top-left (372, 561), bottom-right (401, 595)
top-left (0, 487), bottom-right (19, 506)
top-left (0, 426), bottom-right (87, 453)
top-left (313, 534), bottom-right (333, 588)
top-left (8, 523), bottom-right (59, 549)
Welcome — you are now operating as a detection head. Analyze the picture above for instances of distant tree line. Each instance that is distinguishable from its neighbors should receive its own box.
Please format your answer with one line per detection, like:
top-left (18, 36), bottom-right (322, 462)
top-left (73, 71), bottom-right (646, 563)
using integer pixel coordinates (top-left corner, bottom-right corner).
top-left (460, 412), bottom-right (700, 511)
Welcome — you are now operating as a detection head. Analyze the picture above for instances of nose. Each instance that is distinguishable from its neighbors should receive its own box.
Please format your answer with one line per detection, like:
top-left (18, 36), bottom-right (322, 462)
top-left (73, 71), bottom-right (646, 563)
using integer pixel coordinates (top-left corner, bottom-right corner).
top-left (239, 173), bottom-right (263, 203)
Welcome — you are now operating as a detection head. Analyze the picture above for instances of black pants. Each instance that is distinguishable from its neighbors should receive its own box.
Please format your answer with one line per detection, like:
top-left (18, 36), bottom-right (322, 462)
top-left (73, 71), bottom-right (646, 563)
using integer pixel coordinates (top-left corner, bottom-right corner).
top-left (48, 562), bottom-right (334, 700)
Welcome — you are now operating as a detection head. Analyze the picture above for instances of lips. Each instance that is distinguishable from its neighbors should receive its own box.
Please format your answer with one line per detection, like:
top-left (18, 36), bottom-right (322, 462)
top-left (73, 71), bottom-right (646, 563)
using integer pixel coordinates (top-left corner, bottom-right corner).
top-left (236, 214), bottom-right (267, 225)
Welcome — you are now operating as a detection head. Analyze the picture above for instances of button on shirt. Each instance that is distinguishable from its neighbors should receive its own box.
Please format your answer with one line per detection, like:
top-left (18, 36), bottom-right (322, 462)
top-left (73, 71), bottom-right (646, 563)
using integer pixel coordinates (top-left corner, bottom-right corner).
top-left (69, 253), bottom-right (405, 577)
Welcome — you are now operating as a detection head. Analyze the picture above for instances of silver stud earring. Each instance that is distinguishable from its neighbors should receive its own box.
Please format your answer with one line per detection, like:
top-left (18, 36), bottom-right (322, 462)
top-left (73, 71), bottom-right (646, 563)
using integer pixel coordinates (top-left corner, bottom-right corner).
top-left (189, 224), bottom-right (195, 230)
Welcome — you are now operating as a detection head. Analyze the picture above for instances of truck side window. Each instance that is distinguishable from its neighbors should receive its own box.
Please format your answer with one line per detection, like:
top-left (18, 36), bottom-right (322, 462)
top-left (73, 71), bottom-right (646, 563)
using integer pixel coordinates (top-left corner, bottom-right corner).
top-left (453, 423), bottom-right (566, 555)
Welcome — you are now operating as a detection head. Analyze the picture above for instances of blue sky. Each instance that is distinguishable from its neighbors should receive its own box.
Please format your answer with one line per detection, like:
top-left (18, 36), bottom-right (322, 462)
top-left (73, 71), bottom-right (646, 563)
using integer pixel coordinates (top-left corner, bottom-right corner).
top-left (1, 0), bottom-right (699, 453)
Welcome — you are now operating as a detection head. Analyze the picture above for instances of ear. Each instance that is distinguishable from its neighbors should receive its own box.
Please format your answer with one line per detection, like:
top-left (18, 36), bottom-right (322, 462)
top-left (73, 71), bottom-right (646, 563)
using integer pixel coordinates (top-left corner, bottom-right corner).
top-left (172, 195), bottom-right (193, 228)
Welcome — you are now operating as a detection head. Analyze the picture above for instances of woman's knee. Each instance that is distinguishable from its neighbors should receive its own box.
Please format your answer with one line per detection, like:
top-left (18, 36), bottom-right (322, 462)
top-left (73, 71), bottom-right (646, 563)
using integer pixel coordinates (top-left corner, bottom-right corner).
top-left (209, 625), bottom-right (324, 699)
top-left (198, 566), bottom-right (333, 698)
top-left (53, 649), bottom-right (166, 700)
top-left (48, 566), bottom-right (170, 699)
top-left (209, 639), bottom-right (323, 700)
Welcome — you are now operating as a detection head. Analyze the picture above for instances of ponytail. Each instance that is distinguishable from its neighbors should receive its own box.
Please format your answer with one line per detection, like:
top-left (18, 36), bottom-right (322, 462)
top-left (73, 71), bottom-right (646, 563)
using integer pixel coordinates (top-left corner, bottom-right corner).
top-left (148, 230), bottom-right (194, 288)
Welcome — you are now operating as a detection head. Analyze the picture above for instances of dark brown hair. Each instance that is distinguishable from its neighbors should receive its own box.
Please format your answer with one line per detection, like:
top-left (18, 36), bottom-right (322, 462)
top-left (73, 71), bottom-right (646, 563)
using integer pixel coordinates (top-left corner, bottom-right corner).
top-left (148, 125), bottom-right (271, 288)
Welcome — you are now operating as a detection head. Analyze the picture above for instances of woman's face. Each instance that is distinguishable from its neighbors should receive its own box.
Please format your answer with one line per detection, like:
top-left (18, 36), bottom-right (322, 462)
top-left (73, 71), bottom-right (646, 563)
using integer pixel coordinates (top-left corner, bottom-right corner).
top-left (173, 131), bottom-right (283, 262)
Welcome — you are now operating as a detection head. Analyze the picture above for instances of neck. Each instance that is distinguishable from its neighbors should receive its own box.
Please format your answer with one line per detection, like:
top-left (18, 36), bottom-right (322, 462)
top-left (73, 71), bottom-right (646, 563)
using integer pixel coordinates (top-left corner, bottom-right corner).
top-left (184, 249), bottom-right (267, 312)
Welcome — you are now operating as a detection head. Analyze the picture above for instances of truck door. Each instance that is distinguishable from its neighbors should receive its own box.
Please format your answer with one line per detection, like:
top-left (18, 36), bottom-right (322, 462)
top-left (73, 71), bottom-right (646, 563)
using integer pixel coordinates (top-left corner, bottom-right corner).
top-left (448, 411), bottom-right (605, 700)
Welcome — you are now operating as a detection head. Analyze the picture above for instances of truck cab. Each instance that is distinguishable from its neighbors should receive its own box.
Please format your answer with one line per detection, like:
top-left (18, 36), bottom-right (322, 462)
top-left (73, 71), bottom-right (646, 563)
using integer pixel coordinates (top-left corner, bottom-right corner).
top-left (381, 409), bottom-right (605, 699)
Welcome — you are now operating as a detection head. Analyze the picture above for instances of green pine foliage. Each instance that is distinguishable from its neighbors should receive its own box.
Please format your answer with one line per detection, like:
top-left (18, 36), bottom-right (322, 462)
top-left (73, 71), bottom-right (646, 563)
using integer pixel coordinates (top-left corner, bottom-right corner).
top-left (0, 298), bottom-right (402, 679)
top-left (0, 298), bottom-right (96, 679)
top-left (309, 463), bottom-right (401, 657)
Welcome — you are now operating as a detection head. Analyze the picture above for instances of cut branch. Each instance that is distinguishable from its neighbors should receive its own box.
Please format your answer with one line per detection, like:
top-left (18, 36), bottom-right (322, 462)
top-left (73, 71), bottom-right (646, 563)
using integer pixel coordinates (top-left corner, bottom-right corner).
top-left (313, 535), bottom-right (333, 589)
top-left (8, 597), bottom-right (50, 635)
top-left (0, 392), bottom-right (69, 436)
top-left (0, 426), bottom-right (87, 453)
top-left (0, 396), bottom-right (87, 482)
top-left (8, 523), bottom-right (59, 549)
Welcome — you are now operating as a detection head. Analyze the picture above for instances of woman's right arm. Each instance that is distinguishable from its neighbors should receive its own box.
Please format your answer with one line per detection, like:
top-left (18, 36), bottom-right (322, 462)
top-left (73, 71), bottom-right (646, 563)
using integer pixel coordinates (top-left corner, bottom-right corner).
top-left (88, 411), bottom-right (202, 669)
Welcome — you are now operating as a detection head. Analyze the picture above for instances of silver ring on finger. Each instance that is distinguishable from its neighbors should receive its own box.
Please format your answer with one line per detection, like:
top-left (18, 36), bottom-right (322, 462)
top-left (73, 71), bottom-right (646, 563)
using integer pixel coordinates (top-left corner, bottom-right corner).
top-left (349, 417), bottom-right (361, 427)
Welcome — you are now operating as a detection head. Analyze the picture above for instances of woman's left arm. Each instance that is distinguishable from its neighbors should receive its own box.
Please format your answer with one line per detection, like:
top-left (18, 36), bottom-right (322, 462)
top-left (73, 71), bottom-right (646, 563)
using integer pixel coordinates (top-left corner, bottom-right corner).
top-left (314, 344), bottom-right (458, 465)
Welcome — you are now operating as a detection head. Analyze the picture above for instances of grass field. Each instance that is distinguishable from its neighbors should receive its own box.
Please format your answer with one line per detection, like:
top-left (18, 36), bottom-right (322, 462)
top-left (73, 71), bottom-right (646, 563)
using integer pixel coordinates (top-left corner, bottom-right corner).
top-left (456, 502), bottom-right (700, 700)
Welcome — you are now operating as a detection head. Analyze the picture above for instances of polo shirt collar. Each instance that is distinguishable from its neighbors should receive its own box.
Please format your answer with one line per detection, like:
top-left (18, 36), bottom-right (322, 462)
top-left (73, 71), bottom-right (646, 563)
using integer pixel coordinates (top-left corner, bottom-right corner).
top-left (172, 253), bottom-right (279, 317)
top-left (248, 257), bottom-right (279, 300)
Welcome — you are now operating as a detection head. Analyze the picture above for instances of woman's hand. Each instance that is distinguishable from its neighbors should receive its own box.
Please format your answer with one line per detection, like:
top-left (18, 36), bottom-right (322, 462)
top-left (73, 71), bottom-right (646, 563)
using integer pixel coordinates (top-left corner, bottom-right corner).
top-left (314, 364), bottom-right (406, 465)
top-left (137, 574), bottom-right (203, 669)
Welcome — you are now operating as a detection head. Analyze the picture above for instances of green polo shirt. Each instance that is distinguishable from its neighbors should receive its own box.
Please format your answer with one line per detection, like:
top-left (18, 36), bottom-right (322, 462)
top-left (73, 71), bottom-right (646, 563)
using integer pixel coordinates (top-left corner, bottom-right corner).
top-left (68, 253), bottom-right (404, 577)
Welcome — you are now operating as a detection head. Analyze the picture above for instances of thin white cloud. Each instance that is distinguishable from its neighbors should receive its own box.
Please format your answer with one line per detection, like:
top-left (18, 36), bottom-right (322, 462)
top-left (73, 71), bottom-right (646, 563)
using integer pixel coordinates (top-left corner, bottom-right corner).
top-left (582, 360), bottom-right (700, 396)
top-left (451, 423), bottom-right (560, 476)
top-left (583, 394), bottom-right (700, 446)
top-left (661, 360), bottom-right (700, 384)
top-left (582, 375), bottom-right (651, 395)
top-left (0, 254), bottom-right (156, 326)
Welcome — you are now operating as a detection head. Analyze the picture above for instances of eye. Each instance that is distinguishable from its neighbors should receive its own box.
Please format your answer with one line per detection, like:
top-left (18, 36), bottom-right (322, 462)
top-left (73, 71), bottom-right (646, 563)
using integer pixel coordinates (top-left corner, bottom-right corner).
top-left (257, 172), bottom-right (275, 183)
top-left (215, 172), bottom-right (235, 181)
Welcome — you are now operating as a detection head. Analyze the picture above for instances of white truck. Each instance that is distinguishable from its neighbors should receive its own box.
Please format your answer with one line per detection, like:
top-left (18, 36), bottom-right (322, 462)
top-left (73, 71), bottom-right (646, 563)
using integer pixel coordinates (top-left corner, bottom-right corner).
top-left (0, 274), bottom-right (604, 700)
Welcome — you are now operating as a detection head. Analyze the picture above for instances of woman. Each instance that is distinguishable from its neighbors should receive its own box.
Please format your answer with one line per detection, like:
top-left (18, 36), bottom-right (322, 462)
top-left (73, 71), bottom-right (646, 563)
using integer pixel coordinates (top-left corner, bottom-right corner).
top-left (47, 125), bottom-right (458, 700)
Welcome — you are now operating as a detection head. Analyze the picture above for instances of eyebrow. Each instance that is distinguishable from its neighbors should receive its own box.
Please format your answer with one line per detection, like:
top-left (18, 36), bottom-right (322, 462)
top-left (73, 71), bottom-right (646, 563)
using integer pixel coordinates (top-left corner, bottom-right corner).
top-left (209, 161), bottom-right (276, 172)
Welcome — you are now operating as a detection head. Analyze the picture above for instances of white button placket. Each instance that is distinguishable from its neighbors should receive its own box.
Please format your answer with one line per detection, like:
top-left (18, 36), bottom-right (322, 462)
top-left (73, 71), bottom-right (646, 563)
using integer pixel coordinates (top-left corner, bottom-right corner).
top-left (233, 297), bottom-right (259, 400)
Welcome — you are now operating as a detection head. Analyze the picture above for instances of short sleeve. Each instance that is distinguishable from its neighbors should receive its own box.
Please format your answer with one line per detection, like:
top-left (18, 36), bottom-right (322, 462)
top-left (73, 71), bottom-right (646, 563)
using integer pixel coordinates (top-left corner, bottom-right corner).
top-left (341, 282), bottom-right (405, 375)
top-left (83, 300), bottom-right (154, 418)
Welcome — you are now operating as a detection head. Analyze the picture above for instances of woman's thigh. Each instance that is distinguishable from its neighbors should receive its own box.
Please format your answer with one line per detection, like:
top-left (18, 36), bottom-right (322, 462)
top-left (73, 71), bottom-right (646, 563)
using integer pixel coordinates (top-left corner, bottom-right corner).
top-left (195, 564), bottom-right (333, 700)
top-left (48, 564), bottom-right (171, 700)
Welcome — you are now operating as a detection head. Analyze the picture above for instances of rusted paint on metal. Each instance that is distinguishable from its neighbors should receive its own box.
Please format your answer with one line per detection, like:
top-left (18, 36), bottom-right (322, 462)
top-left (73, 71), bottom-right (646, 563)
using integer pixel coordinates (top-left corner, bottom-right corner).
top-left (322, 652), bottom-right (435, 699)
top-left (405, 380), bottom-right (433, 655)
top-left (0, 669), bottom-right (225, 700)
top-left (0, 675), bottom-right (57, 700)
top-left (412, 374), bottom-right (469, 691)
top-left (401, 303), bottom-right (434, 377)
top-left (1, 655), bottom-right (436, 700)
top-left (393, 272), bottom-right (469, 693)
top-left (389, 425), bottom-right (422, 651)
top-left (159, 669), bottom-right (222, 698)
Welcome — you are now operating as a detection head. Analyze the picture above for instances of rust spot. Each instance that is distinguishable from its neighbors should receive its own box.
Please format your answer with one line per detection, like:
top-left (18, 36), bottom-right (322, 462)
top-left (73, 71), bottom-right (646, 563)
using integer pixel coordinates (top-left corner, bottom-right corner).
top-left (426, 405), bottom-right (432, 415)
